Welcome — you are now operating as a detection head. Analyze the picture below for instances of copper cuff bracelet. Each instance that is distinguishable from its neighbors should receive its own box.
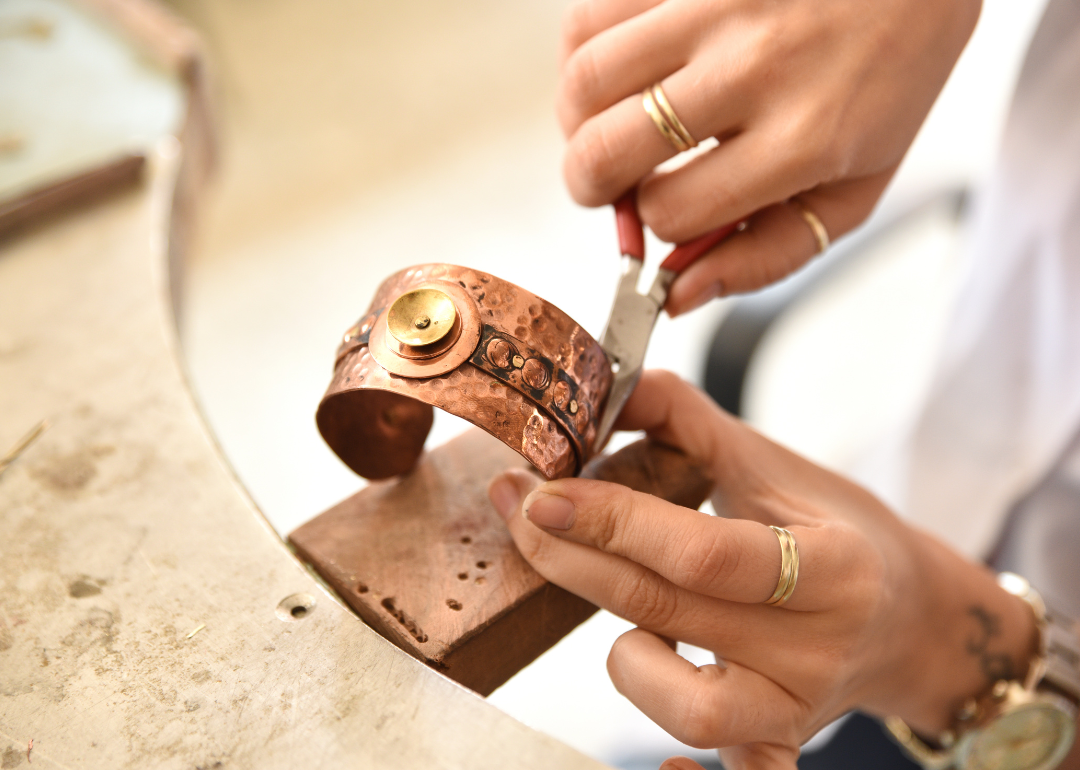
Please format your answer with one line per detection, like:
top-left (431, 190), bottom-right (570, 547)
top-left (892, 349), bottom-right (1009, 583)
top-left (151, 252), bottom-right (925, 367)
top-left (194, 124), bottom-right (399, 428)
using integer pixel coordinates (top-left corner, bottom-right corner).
top-left (316, 264), bottom-right (613, 480)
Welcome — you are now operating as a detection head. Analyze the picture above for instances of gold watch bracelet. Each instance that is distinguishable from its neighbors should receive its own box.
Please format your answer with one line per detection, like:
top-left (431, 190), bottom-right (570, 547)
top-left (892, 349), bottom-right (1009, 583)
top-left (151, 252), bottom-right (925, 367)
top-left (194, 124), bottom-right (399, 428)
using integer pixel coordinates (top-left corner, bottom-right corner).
top-left (885, 572), bottom-right (1049, 766)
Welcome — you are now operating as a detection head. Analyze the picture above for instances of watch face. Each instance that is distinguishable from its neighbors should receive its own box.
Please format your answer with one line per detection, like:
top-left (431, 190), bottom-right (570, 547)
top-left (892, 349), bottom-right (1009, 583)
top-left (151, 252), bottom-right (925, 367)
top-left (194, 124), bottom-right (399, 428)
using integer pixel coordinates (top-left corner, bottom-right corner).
top-left (963, 702), bottom-right (1076, 770)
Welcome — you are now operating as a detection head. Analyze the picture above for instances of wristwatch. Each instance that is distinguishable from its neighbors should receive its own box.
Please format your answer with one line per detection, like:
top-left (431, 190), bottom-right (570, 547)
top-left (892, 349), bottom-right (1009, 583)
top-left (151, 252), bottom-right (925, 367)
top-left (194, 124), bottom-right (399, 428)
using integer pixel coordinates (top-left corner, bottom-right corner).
top-left (887, 572), bottom-right (1080, 770)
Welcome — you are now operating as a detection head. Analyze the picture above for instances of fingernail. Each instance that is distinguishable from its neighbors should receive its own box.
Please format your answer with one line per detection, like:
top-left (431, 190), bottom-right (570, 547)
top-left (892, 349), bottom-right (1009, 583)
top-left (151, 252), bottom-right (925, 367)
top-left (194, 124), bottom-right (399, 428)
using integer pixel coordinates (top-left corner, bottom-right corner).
top-left (488, 473), bottom-right (523, 522)
top-left (522, 490), bottom-right (576, 530)
top-left (681, 280), bottom-right (724, 314)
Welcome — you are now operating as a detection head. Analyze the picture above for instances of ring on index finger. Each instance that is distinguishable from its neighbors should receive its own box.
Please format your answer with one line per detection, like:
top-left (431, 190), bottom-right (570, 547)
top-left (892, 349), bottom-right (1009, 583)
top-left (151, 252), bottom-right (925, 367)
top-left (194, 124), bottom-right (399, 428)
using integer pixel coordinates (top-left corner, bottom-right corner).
top-left (642, 82), bottom-right (698, 153)
top-left (765, 526), bottom-right (800, 606)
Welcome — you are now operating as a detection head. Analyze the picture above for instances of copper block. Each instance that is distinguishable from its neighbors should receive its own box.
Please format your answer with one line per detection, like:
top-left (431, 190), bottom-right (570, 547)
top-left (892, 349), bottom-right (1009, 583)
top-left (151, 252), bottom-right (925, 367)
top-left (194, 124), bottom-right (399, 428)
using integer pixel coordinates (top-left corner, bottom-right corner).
top-left (289, 428), bottom-right (712, 696)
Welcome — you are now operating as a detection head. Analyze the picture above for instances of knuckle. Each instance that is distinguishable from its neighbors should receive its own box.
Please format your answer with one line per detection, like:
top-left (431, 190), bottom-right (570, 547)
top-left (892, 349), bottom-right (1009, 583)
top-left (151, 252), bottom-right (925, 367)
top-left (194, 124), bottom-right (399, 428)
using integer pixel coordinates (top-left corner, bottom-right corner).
top-left (568, 123), bottom-right (620, 205)
top-left (785, 111), bottom-right (844, 186)
top-left (592, 495), bottom-right (624, 552)
top-left (561, 0), bottom-right (594, 52)
top-left (650, 368), bottom-right (685, 393)
top-left (618, 569), bottom-right (678, 629)
top-left (671, 527), bottom-right (737, 594)
top-left (639, 188), bottom-right (694, 243)
top-left (806, 637), bottom-right (850, 682)
top-left (514, 525), bottom-right (557, 572)
top-left (640, 203), bottom-right (681, 242)
top-left (847, 547), bottom-right (890, 626)
top-left (823, 523), bottom-right (888, 612)
top-left (561, 47), bottom-right (601, 113)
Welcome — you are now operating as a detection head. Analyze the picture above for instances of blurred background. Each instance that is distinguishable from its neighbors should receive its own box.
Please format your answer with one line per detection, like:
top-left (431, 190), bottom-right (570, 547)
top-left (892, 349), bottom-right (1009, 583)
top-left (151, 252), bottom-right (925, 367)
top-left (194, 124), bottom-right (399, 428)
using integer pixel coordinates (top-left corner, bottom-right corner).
top-left (1, 0), bottom-right (1050, 765)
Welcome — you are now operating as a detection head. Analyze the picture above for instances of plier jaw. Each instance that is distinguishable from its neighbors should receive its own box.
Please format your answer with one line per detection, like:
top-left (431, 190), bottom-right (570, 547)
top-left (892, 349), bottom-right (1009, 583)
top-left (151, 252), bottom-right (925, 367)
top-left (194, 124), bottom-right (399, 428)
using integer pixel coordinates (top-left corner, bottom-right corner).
top-left (594, 256), bottom-right (674, 449)
top-left (593, 193), bottom-right (738, 451)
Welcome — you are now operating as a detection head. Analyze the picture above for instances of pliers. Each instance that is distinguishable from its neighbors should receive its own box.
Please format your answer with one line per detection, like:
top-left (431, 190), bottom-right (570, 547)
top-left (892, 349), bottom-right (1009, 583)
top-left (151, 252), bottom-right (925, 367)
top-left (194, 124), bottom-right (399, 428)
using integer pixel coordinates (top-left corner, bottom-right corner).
top-left (594, 193), bottom-right (739, 449)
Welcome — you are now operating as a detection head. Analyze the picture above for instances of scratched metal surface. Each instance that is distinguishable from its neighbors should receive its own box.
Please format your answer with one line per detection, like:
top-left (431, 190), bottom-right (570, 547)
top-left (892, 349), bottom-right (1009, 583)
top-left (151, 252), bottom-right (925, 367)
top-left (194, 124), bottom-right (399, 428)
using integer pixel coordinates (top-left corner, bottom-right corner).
top-left (0, 145), bottom-right (606, 768)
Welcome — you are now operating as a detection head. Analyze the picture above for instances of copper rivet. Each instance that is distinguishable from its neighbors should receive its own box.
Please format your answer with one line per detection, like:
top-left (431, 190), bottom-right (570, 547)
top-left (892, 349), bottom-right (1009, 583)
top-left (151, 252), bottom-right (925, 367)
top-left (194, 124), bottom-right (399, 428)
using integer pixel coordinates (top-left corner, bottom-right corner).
top-left (552, 381), bottom-right (570, 410)
top-left (343, 323), bottom-right (361, 344)
top-left (486, 338), bottom-right (513, 369)
top-left (521, 358), bottom-right (550, 390)
top-left (512, 355), bottom-right (524, 369)
top-left (387, 288), bottom-right (457, 347)
top-left (569, 400), bottom-right (578, 414)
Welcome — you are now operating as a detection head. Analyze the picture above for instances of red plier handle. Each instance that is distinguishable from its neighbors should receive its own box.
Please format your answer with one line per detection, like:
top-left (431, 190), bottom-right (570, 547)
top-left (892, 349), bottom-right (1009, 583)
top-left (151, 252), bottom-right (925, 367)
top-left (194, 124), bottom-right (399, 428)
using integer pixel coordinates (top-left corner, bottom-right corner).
top-left (614, 191), bottom-right (739, 277)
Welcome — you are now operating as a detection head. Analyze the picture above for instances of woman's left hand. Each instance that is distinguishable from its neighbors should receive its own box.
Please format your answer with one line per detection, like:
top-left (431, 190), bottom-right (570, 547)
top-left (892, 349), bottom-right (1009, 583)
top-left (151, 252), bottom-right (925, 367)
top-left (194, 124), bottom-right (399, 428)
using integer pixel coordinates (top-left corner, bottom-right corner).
top-left (488, 371), bottom-right (1036, 770)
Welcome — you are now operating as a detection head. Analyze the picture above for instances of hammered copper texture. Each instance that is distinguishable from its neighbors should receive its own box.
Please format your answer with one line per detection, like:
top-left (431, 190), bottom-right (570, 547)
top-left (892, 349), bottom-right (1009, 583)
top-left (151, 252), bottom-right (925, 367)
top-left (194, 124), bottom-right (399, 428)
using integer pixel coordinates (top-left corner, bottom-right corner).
top-left (320, 347), bottom-right (576, 479)
top-left (318, 264), bottom-right (613, 480)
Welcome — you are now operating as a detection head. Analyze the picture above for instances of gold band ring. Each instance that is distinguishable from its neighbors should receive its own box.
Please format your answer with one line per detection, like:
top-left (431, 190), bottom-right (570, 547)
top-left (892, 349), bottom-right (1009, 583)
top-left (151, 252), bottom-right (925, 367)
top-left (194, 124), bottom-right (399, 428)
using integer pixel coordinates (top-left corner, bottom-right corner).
top-left (792, 200), bottom-right (830, 254)
top-left (642, 82), bottom-right (697, 153)
top-left (766, 526), bottom-right (800, 606)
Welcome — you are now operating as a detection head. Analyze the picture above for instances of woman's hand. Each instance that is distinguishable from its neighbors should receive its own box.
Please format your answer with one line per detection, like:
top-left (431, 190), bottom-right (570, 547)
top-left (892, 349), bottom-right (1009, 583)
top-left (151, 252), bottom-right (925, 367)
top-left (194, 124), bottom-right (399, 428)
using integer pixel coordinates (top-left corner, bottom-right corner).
top-left (556, 0), bottom-right (981, 312)
top-left (488, 371), bottom-right (1036, 769)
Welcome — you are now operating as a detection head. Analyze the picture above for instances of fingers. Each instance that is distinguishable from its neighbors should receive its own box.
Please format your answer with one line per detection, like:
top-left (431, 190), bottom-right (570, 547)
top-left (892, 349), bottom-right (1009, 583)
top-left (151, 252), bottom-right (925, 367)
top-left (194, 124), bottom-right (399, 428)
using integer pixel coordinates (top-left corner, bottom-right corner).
top-left (608, 628), bottom-right (804, 750)
top-left (659, 169), bottom-right (897, 311)
top-left (559, 0), bottom-right (668, 66)
top-left (488, 470), bottom-right (787, 654)
top-left (520, 478), bottom-right (788, 605)
top-left (564, 59), bottom-right (752, 207)
top-left (523, 476), bottom-right (846, 612)
top-left (557, 4), bottom-right (689, 136)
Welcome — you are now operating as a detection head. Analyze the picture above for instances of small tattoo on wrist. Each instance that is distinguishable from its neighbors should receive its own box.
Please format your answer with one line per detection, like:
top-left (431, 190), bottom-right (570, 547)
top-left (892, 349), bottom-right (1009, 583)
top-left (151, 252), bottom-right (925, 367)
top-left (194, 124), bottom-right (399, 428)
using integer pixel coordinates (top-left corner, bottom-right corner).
top-left (966, 606), bottom-right (1016, 683)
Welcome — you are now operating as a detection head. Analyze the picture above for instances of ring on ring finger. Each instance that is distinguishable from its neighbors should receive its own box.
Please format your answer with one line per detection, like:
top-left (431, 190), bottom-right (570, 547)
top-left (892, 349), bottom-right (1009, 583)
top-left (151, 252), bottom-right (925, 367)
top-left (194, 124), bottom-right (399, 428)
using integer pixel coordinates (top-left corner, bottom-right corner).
top-left (642, 82), bottom-right (697, 153)
top-left (791, 199), bottom-right (830, 254)
top-left (765, 526), bottom-right (800, 606)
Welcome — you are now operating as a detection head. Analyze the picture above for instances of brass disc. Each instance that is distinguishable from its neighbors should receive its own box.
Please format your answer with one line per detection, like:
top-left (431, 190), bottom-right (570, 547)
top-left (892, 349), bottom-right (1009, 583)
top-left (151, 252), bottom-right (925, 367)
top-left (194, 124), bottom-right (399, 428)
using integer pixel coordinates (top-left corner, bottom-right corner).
top-left (386, 288), bottom-right (457, 347)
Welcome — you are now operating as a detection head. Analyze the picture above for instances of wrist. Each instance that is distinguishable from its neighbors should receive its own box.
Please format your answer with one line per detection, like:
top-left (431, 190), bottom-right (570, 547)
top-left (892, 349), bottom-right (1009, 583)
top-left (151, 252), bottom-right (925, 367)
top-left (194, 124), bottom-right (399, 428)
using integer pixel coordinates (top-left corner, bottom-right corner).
top-left (878, 529), bottom-right (1038, 735)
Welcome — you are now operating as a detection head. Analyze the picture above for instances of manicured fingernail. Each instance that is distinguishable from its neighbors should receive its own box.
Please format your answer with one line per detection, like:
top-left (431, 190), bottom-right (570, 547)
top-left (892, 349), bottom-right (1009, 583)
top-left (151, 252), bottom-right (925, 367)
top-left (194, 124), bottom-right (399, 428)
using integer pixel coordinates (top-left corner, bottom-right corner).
top-left (522, 490), bottom-right (575, 530)
top-left (681, 280), bottom-right (724, 314)
top-left (488, 473), bottom-right (523, 522)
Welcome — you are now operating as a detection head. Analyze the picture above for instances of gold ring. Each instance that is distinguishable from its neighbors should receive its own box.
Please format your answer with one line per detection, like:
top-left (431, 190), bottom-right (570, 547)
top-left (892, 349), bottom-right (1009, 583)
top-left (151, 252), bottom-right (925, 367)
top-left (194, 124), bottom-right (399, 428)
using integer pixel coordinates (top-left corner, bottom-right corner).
top-left (792, 200), bottom-right (830, 254)
top-left (650, 83), bottom-right (697, 150)
top-left (766, 526), bottom-right (800, 606)
top-left (642, 82), bottom-right (697, 153)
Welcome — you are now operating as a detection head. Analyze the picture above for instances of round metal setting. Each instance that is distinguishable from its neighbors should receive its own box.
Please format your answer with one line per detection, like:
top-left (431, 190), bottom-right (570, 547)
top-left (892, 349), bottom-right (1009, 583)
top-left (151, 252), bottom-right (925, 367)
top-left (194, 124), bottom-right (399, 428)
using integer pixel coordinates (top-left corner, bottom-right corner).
top-left (369, 281), bottom-right (482, 379)
top-left (387, 288), bottom-right (458, 347)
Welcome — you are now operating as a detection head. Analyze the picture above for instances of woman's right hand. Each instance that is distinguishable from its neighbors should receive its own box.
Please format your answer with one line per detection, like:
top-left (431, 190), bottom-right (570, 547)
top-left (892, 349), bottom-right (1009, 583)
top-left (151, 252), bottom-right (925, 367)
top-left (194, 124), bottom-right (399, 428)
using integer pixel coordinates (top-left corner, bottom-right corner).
top-left (556, 0), bottom-right (982, 312)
